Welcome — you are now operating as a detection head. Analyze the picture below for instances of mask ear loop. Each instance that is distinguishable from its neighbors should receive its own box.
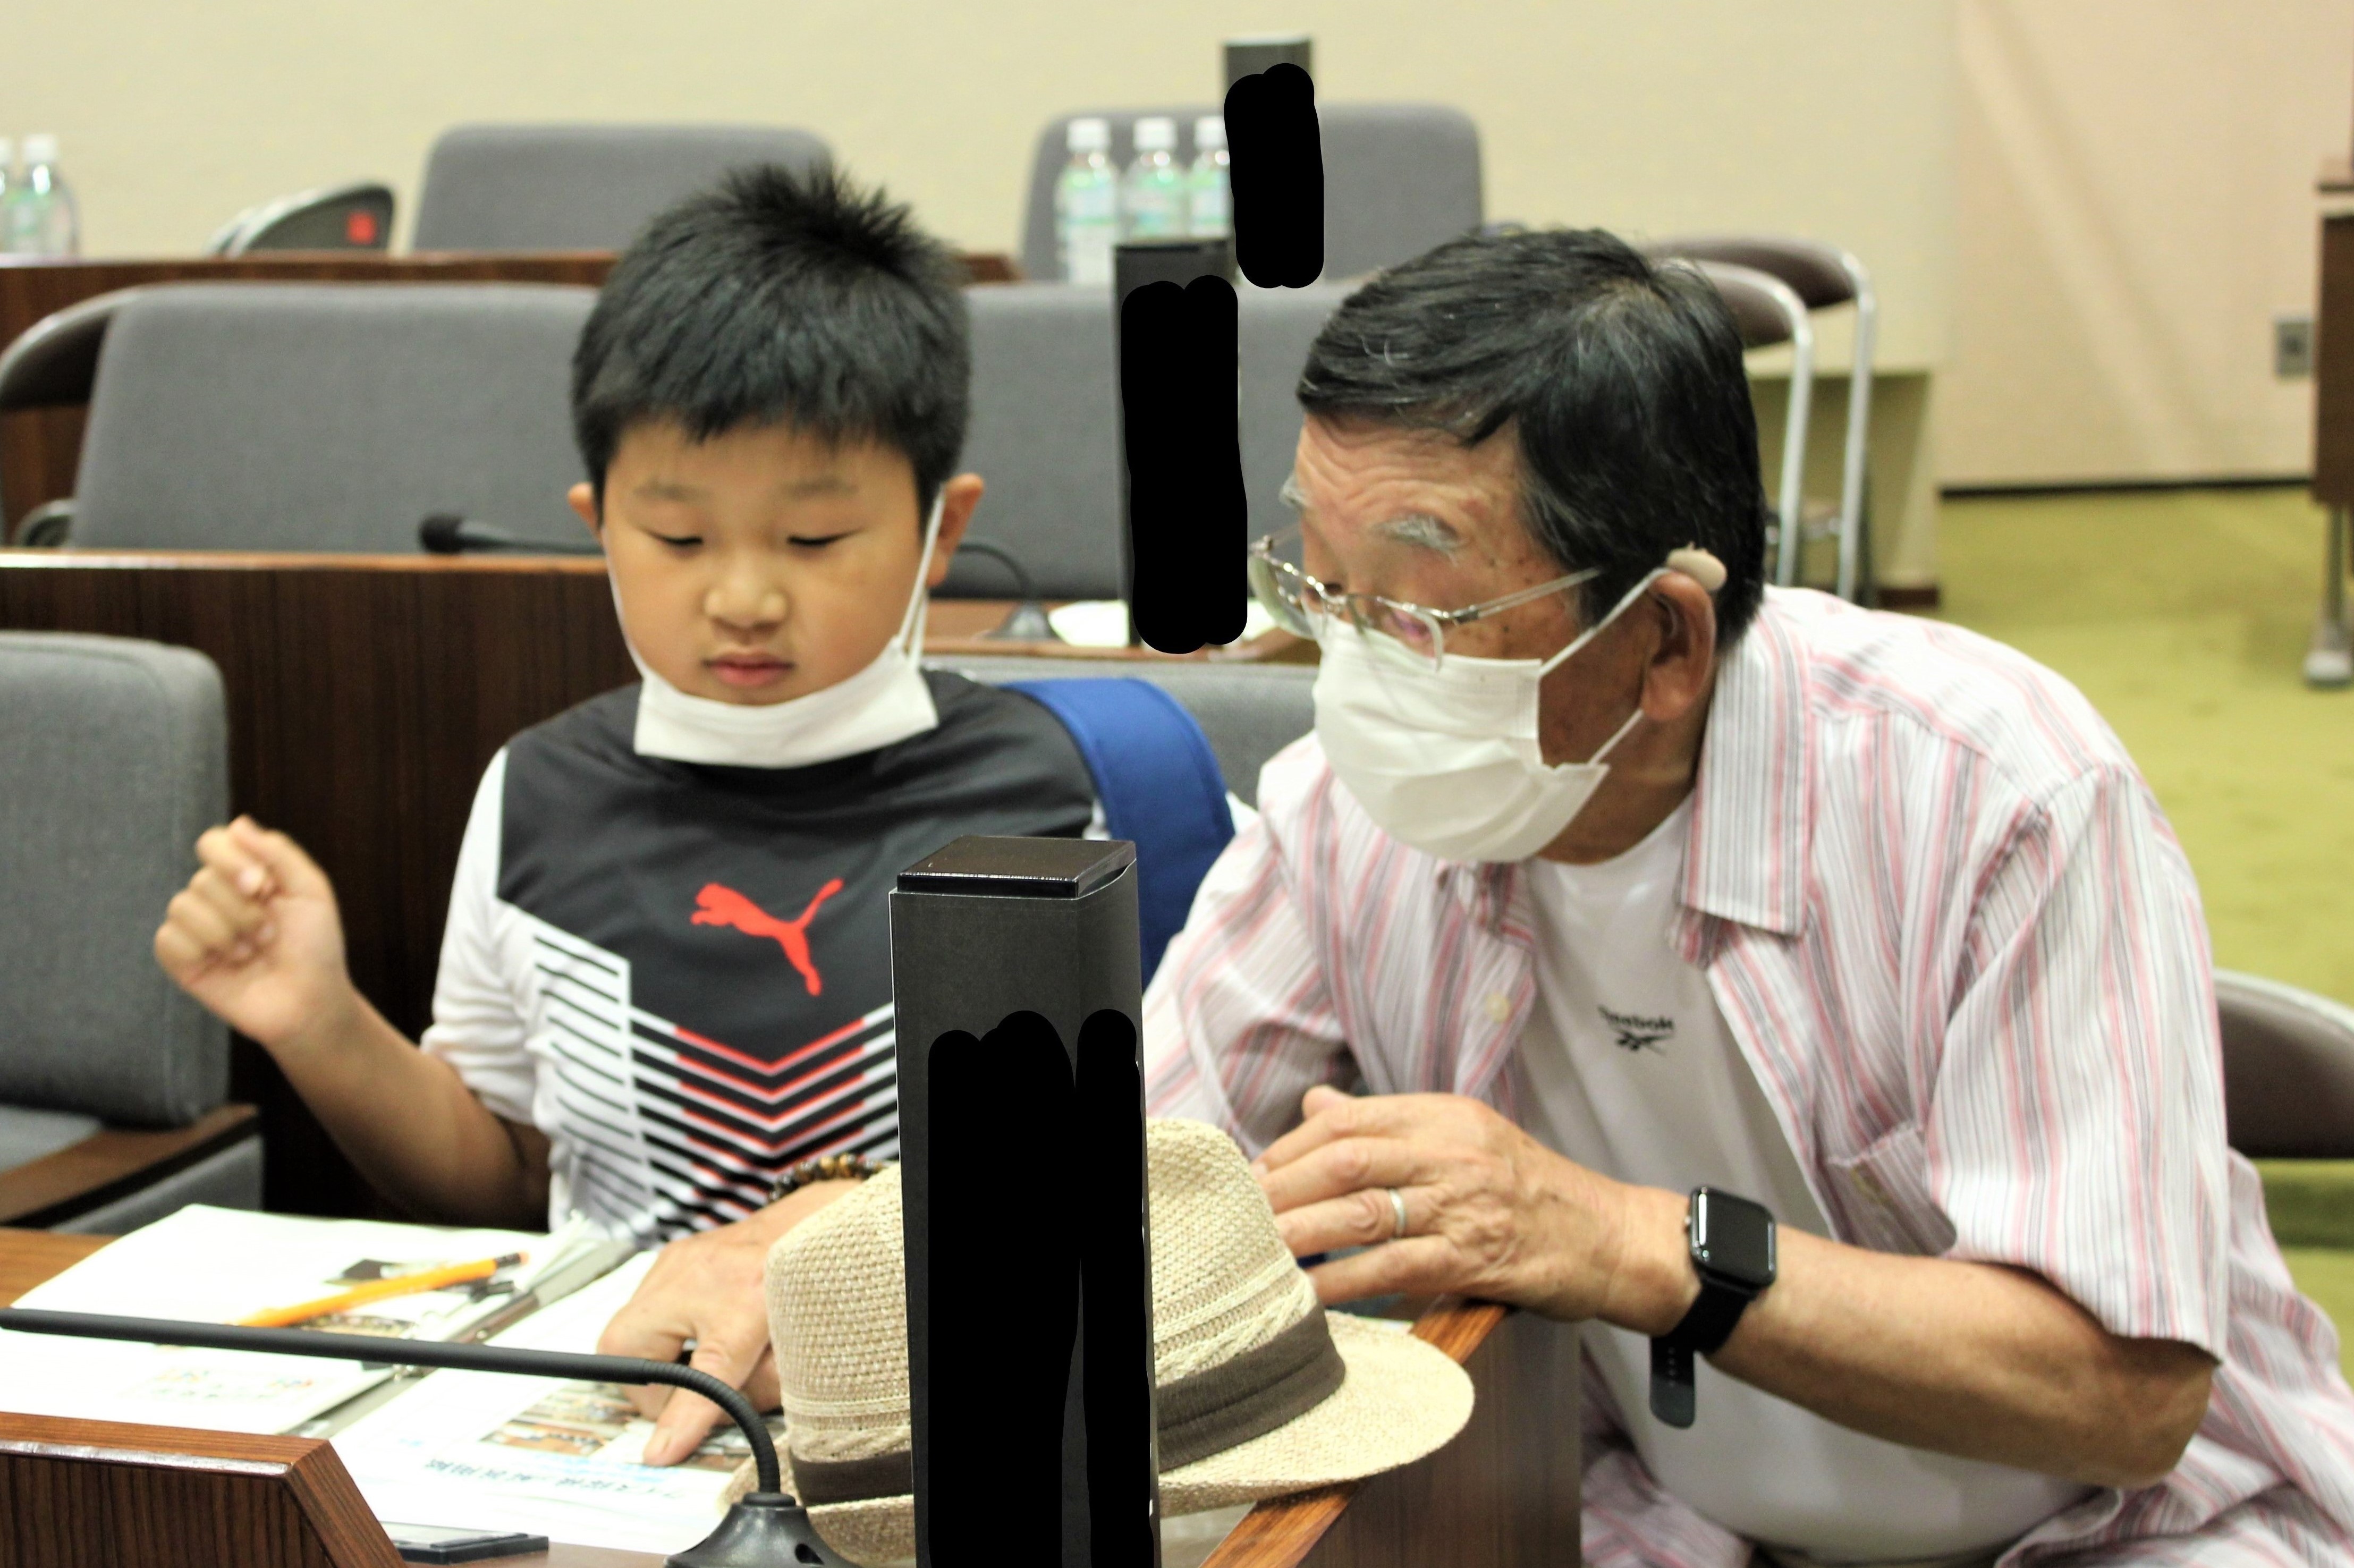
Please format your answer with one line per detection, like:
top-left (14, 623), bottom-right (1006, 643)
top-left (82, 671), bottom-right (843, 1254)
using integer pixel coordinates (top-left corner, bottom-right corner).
top-left (897, 491), bottom-right (949, 656)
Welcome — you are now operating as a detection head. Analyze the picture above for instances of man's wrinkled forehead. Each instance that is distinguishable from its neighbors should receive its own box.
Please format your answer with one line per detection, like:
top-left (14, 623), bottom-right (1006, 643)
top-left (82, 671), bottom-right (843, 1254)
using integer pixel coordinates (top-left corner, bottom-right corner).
top-left (1288, 416), bottom-right (1527, 556)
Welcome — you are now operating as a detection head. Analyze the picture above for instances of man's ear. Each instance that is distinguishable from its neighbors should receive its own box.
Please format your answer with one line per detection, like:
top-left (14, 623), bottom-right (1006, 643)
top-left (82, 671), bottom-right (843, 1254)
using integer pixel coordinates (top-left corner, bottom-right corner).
top-left (567, 482), bottom-right (602, 543)
top-left (928, 472), bottom-right (985, 589)
top-left (1639, 572), bottom-right (1719, 723)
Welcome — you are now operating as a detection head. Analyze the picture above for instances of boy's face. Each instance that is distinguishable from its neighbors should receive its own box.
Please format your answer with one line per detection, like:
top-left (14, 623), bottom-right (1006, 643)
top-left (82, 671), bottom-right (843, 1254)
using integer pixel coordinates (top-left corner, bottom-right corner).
top-left (570, 421), bottom-right (979, 705)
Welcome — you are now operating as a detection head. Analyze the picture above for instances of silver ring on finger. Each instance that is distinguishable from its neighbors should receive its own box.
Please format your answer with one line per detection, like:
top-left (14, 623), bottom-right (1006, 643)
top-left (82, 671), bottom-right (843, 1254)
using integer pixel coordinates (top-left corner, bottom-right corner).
top-left (1385, 1186), bottom-right (1409, 1241)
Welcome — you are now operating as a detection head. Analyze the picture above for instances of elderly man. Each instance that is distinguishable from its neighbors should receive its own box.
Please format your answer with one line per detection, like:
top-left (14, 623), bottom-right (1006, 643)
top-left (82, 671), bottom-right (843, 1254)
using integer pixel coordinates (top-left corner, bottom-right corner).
top-left (1144, 230), bottom-right (2354, 1566)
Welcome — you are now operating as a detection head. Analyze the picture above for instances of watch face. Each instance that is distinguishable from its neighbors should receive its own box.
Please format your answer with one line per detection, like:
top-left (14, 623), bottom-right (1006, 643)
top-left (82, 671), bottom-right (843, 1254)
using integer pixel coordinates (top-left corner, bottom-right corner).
top-left (1691, 1188), bottom-right (1775, 1290)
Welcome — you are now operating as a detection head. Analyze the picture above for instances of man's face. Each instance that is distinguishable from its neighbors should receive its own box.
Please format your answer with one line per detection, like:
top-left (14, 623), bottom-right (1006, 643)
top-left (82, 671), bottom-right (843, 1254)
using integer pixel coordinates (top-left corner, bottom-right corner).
top-left (570, 420), bottom-right (976, 706)
top-left (1289, 415), bottom-right (1657, 767)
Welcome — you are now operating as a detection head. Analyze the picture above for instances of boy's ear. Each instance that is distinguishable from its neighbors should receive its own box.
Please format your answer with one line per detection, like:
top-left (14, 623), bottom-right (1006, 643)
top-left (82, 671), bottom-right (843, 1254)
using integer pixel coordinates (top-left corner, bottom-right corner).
top-left (567, 482), bottom-right (602, 541)
top-left (929, 472), bottom-right (984, 589)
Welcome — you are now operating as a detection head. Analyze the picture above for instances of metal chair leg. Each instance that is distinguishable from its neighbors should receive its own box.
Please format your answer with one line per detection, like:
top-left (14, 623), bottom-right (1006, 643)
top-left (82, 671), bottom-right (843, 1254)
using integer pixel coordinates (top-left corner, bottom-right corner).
top-left (2305, 506), bottom-right (2351, 687)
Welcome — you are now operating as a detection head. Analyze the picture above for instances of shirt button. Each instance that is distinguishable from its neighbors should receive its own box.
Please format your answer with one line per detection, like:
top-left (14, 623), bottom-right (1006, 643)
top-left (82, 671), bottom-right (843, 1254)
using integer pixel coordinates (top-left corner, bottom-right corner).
top-left (1484, 992), bottom-right (1513, 1023)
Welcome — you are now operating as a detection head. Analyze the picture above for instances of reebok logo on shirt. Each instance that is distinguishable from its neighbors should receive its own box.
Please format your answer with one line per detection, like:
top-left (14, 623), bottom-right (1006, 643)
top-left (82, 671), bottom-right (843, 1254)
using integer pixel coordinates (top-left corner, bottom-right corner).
top-left (691, 879), bottom-right (844, 997)
top-left (1600, 1005), bottom-right (1674, 1054)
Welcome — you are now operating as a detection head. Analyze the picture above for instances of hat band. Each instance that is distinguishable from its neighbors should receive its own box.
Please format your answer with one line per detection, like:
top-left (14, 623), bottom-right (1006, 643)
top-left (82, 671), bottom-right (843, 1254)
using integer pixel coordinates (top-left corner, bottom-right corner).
top-left (791, 1310), bottom-right (1345, 1505)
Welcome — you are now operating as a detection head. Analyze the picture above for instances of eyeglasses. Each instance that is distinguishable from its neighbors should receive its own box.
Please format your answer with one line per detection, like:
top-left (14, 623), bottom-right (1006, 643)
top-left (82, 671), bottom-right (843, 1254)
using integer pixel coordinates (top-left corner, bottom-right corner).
top-left (1247, 530), bottom-right (1598, 672)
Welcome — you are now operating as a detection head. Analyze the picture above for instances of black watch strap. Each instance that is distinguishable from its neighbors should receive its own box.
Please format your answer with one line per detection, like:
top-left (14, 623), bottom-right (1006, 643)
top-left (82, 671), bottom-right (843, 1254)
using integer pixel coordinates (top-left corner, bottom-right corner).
top-left (1648, 1186), bottom-right (1775, 1430)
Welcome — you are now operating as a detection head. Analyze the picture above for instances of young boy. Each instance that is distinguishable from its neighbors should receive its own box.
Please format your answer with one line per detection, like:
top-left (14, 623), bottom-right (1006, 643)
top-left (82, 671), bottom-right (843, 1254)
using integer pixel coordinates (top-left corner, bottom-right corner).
top-left (153, 165), bottom-right (1098, 1461)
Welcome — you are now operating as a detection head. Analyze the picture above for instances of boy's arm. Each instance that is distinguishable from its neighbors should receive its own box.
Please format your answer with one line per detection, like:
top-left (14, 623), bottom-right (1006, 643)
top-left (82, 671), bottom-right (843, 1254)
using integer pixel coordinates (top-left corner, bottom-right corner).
top-left (155, 817), bottom-right (544, 1228)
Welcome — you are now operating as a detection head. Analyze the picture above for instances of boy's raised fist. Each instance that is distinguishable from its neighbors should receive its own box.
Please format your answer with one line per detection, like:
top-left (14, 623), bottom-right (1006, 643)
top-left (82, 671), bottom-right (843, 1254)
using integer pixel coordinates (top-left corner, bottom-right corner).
top-left (154, 816), bottom-right (355, 1056)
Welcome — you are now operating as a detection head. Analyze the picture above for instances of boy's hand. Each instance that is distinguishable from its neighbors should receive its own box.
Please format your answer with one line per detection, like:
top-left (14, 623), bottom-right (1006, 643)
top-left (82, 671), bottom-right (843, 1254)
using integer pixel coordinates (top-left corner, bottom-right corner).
top-left (598, 1180), bottom-right (861, 1466)
top-left (154, 817), bottom-right (356, 1055)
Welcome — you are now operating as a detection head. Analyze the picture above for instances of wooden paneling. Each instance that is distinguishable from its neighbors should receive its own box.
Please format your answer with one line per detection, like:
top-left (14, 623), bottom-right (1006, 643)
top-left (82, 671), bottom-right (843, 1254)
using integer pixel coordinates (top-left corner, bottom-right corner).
top-left (0, 252), bottom-right (1018, 533)
top-left (0, 550), bottom-right (632, 1217)
top-left (2316, 213), bottom-right (2354, 506)
top-left (0, 1231), bottom-right (110, 1306)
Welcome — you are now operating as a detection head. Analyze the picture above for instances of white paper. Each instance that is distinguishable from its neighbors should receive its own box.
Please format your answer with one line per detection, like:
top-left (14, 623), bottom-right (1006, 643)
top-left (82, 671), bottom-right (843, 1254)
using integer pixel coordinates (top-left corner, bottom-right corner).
top-left (333, 1253), bottom-right (772, 1554)
top-left (0, 1205), bottom-right (563, 1434)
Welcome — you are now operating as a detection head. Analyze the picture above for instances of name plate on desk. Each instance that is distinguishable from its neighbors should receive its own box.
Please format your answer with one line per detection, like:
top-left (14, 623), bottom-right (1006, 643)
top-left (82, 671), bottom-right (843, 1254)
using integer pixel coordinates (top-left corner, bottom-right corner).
top-left (891, 835), bottom-right (1157, 1568)
top-left (0, 1410), bottom-right (403, 1567)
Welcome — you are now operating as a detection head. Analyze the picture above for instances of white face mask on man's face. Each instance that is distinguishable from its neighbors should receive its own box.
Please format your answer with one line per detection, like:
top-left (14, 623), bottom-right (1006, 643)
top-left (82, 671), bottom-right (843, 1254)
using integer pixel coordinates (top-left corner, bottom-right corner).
top-left (1311, 568), bottom-right (1665, 862)
top-left (622, 493), bottom-right (947, 768)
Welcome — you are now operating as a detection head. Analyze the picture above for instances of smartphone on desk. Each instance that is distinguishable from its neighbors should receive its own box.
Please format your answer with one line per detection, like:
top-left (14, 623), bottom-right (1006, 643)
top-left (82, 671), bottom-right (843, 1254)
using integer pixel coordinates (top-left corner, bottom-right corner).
top-left (383, 1523), bottom-right (550, 1563)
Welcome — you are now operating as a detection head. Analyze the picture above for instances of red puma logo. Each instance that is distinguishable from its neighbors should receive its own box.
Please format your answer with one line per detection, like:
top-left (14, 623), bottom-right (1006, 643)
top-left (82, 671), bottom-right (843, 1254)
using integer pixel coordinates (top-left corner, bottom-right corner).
top-left (691, 879), bottom-right (844, 996)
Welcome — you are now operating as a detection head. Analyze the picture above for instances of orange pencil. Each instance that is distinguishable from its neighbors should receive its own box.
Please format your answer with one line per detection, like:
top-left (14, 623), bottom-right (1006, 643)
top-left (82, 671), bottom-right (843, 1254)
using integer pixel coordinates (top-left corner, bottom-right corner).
top-left (236, 1253), bottom-right (524, 1328)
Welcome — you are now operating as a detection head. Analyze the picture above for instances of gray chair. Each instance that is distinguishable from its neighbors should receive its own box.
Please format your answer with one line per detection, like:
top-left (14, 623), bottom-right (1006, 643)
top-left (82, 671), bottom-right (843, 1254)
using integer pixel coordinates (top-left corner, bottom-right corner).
top-left (934, 656), bottom-right (1315, 809)
top-left (61, 282), bottom-right (595, 552)
top-left (413, 123), bottom-right (832, 253)
top-left (2218, 969), bottom-right (2354, 1159)
top-left (1020, 105), bottom-right (1481, 283)
top-left (952, 281), bottom-right (1352, 601)
top-left (206, 180), bottom-right (395, 256)
top-left (0, 633), bottom-right (260, 1231)
top-left (1648, 237), bottom-right (1877, 602)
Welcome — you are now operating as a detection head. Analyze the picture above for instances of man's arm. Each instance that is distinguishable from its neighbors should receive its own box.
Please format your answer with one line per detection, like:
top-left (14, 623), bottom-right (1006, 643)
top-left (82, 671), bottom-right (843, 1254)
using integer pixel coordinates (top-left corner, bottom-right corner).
top-left (155, 818), bottom-right (544, 1227)
top-left (1256, 1087), bottom-right (2213, 1490)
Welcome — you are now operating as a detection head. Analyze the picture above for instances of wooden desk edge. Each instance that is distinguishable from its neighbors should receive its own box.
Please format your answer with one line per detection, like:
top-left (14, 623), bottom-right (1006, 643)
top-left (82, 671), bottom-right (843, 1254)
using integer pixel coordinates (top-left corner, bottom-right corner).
top-left (1198, 1299), bottom-right (1509, 1568)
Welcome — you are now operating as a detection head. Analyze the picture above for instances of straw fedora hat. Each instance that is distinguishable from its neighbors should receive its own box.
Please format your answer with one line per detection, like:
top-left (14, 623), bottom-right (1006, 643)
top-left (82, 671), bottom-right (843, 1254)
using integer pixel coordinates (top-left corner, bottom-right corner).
top-left (731, 1117), bottom-right (1475, 1565)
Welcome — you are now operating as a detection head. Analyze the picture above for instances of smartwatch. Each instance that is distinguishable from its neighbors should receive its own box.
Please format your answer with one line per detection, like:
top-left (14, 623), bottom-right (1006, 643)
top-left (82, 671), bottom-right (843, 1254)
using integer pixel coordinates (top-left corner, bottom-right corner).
top-left (1649, 1185), bottom-right (1775, 1429)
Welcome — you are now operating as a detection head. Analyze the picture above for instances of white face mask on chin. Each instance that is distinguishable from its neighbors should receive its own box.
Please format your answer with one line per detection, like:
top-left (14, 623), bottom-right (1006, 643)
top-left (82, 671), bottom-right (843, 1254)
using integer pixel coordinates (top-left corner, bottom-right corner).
top-left (623, 493), bottom-right (947, 769)
top-left (1312, 567), bottom-right (1665, 863)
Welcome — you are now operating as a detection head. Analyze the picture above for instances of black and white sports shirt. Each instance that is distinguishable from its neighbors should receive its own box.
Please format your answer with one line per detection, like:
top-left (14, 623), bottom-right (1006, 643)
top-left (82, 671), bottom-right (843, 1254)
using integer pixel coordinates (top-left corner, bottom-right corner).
top-left (420, 671), bottom-right (1096, 1241)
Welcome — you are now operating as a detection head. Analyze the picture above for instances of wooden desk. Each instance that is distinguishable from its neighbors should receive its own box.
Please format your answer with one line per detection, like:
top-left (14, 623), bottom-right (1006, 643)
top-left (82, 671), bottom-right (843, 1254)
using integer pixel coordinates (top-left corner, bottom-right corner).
top-left (1, 1229), bottom-right (1575, 1567)
top-left (0, 252), bottom-right (1019, 535)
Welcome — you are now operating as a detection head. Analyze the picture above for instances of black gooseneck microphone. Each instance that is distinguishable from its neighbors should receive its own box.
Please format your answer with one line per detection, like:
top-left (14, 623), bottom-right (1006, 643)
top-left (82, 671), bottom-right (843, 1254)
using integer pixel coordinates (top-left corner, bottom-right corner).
top-left (418, 513), bottom-right (602, 556)
top-left (951, 537), bottom-right (1063, 642)
top-left (0, 1307), bottom-right (850, 1568)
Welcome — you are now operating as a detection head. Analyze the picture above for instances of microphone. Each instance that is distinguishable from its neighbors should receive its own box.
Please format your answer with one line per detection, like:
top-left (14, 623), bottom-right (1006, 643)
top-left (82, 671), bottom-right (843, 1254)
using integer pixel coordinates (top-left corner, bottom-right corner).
top-left (418, 513), bottom-right (601, 557)
top-left (0, 1307), bottom-right (850, 1568)
top-left (952, 538), bottom-right (1064, 642)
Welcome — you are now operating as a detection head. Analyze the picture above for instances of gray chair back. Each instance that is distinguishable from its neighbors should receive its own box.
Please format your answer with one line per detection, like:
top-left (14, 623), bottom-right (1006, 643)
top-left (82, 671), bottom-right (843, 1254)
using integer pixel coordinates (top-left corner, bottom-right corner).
top-left (935, 657), bottom-right (1315, 809)
top-left (952, 282), bottom-right (1352, 601)
top-left (413, 123), bottom-right (832, 253)
top-left (1020, 104), bottom-right (1482, 282)
top-left (0, 634), bottom-right (228, 1126)
top-left (72, 282), bottom-right (594, 552)
top-left (2218, 969), bottom-right (2354, 1159)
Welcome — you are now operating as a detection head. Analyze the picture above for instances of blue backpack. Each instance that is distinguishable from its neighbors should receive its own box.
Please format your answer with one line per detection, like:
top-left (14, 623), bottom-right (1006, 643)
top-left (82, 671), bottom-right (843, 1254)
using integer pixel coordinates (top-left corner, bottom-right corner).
top-left (1007, 678), bottom-right (1236, 984)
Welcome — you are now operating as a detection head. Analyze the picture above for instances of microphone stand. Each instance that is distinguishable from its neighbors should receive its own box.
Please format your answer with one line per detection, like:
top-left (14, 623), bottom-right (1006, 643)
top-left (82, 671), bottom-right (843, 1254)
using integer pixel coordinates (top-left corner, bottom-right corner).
top-left (0, 1307), bottom-right (850, 1568)
top-left (951, 538), bottom-right (1063, 641)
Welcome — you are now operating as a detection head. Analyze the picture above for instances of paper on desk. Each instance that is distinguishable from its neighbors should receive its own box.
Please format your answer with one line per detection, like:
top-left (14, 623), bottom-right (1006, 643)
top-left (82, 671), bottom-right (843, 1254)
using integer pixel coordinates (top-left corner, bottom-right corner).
top-left (0, 1205), bottom-right (590, 1434)
top-left (333, 1251), bottom-right (779, 1555)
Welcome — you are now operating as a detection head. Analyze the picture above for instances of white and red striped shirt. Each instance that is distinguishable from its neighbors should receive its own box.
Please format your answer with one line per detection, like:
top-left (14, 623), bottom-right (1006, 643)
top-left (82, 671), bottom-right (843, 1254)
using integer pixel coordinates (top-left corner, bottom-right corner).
top-left (1144, 588), bottom-right (2354, 1565)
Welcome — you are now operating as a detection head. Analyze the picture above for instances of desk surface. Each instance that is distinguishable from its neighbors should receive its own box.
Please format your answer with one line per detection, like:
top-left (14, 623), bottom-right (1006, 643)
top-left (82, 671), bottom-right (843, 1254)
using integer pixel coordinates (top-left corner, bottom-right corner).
top-left (0, 1228), bottom-right (1541, 1568)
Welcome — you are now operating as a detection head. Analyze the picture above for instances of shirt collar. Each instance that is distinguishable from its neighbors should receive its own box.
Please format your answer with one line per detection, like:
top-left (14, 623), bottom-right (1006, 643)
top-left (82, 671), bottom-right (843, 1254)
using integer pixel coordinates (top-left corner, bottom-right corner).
top-left (1680, 589), bottom-right (1812, 936)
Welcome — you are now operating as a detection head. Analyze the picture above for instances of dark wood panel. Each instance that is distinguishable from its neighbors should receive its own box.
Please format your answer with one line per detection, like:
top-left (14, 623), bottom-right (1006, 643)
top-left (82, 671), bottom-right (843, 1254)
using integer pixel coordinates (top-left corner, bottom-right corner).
top-left (0, 251), bottom-right (1017, 533)
top-left (2316, 214), bottom-right (2354, 506)
top-left (1203, 1302), bottom-right (1580, 1568)
top-left (0, 1412), bottom-right (404, 1567)
top-left (0, 551), bottom-right (633, 1217)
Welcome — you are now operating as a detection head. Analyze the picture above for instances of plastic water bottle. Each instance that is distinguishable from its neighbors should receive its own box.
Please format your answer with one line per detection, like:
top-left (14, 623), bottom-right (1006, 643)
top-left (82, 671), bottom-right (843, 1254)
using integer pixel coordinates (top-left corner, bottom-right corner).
top-left (1188, 116), bottom-right (1231, 241)
top-left (10, 135), bottom-right (79, 256)
top-left (1055, 117), bottom-right (1119, 285)
top-left (0, 140), bottom-right (14, 253)
top-left (1120, 116), bottom-right (1187, 241)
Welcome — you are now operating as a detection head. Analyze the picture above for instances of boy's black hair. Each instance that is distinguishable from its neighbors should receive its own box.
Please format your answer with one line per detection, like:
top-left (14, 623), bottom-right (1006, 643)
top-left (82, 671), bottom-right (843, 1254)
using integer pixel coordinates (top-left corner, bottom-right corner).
top-left (572, 163), bottom-right (970, 514)
top-left (1297, 228), bottom-right (1769, 645)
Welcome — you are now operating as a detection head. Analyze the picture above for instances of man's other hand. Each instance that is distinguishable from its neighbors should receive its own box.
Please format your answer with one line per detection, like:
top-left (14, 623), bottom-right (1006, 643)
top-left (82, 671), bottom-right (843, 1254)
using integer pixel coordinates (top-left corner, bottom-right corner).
top-left (1252, 1085), bottom-right (1669, 1327)
top-left (596, 1180), bottom-right (861, 1467)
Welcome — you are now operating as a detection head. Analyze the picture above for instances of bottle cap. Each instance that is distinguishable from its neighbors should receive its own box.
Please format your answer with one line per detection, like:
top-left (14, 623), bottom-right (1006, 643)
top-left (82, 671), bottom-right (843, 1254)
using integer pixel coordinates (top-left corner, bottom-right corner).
top-left (1195, 115), bottom-right (1227, 150)
top-left (1067, 117), bottom-right (1111, 154)
top-left (23, 133), bottom-right (58, 166)
top-left (1133, 116), bottom-right (1177, 152)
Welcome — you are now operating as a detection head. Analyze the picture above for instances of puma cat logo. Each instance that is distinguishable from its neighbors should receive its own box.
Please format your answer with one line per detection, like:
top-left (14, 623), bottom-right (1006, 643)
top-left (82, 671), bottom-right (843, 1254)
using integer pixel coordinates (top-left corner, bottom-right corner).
top-left (691, 879), bottom-right (844, 996)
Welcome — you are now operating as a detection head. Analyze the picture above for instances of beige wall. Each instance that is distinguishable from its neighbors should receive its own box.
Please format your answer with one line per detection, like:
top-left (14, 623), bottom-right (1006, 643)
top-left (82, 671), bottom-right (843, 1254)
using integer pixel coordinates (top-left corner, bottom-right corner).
top-left (14, 0), bottom-right (1953, 370)
top-left (1946, 0), bottom-right (2354, 485)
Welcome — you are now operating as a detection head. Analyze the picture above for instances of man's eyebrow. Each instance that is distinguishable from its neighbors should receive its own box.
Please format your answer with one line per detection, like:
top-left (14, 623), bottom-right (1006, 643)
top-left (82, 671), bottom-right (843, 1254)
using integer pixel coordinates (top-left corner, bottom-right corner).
top-left (1373, 513), bottom-right (1463, 554)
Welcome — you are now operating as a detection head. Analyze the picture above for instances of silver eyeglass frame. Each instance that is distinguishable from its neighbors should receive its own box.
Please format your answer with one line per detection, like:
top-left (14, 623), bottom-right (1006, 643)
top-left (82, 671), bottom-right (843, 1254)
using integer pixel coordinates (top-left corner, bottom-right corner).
top-left (1247, 530), bottom-right (1598, 671)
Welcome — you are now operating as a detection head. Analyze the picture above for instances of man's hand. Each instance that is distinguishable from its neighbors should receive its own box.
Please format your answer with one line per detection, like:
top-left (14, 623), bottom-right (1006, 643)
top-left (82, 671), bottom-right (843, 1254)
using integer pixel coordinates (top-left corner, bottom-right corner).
top-left (1253, 1085), bottom-right (1689, 1329)
top-left (597, 1181), bottom-right (861, 1466)
top-left (154, 817), bottom-right (359, 1057)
